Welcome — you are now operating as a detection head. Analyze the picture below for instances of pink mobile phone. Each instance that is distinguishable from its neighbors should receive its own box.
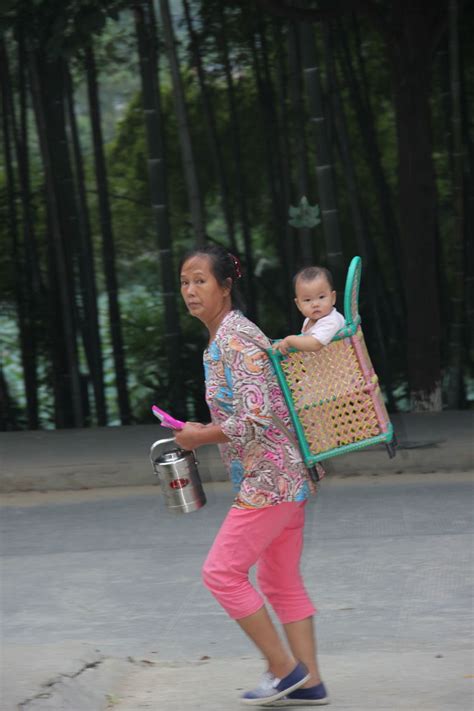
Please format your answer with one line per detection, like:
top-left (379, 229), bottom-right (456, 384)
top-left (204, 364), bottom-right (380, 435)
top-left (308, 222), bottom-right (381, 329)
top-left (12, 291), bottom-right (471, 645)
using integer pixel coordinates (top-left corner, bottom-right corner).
top-left (151, 405), bottom-right (185, 430)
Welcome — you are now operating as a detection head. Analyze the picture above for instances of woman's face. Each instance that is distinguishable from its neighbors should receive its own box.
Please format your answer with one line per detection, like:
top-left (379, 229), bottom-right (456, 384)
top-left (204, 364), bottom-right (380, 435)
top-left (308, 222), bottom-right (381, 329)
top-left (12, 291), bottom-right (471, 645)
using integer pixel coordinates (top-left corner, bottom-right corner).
top-left (180, 255), bottom-right (231, 325)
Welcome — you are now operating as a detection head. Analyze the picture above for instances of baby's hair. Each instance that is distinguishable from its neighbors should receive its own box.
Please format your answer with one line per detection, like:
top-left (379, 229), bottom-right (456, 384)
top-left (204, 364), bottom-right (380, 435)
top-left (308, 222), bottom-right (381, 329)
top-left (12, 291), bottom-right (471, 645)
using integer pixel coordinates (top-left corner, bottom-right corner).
top-left (293, 265), bottom-right (335, 291)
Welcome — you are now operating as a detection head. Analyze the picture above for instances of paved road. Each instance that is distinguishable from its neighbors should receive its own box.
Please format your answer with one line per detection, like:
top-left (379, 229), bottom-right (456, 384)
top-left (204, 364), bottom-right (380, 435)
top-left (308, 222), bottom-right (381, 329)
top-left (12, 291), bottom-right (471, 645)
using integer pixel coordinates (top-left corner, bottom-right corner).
top-left (1, 472), bottom-right (473, 710)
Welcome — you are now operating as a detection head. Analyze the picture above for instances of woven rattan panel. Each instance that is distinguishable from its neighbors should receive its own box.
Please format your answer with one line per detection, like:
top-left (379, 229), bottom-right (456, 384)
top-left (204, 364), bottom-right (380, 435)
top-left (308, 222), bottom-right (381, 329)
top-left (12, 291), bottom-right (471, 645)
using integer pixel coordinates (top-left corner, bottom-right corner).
top-left (351, 275), bottom-right (358, 321)
top-left (281, 336), bottom-right (381, 453)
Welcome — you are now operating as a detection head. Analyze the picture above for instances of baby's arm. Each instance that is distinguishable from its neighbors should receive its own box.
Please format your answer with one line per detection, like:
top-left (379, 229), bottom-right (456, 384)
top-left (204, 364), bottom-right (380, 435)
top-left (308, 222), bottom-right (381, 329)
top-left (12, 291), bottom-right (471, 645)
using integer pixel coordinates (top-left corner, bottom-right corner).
top-left (273, 334), bottom-right (323, 355)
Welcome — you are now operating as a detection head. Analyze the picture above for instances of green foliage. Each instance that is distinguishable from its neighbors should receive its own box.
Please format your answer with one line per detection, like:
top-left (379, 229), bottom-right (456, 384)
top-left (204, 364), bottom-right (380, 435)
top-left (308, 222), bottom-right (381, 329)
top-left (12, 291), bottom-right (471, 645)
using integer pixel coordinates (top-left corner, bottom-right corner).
top-left (0, 0), bottom-right (129, 56)
top-left (110, 282), bottom-right (208, 424)
top-left (2, 1), bottom-right (473, 429)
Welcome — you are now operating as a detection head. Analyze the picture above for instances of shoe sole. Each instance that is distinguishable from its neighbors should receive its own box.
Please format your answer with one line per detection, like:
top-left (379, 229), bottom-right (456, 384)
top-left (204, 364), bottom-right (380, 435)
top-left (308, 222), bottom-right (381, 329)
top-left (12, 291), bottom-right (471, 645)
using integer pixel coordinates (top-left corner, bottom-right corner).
top-left (267, 696), bottom-right (330, 706)
top-left (240, 672), bottom-right (310, 706)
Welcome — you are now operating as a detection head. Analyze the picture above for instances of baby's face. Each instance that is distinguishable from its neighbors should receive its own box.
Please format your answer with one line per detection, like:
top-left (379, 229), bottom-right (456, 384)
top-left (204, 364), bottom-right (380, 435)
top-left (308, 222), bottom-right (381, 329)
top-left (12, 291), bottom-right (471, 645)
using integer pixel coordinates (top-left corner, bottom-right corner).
top-left (294, 276), bottom-right (336, 321)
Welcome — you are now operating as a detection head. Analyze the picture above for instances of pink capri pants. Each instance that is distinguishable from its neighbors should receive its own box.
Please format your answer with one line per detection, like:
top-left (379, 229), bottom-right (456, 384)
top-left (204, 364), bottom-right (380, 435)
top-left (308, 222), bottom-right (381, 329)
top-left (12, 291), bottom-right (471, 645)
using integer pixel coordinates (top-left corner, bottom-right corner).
top-left (202, 501), bottom-right (316, 623)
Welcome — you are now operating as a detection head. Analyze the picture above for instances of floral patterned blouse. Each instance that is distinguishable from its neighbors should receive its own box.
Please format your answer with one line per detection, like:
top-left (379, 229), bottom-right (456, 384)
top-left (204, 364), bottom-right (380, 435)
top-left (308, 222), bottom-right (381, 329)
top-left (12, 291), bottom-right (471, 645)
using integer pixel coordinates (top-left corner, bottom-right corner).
top-left (203, 310), bottom-right (318, 509)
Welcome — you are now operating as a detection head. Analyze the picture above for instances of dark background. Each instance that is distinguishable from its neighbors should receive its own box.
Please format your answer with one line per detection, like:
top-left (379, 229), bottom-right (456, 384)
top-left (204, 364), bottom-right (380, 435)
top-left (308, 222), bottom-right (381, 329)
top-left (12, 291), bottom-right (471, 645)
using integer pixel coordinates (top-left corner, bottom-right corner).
top-left (0, 0), bottom-right (472, 430)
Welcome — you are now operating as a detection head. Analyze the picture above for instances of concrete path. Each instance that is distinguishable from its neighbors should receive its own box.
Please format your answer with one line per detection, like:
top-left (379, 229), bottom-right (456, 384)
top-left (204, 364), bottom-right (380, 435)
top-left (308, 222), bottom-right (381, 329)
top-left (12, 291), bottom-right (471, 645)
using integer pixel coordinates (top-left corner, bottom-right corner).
top-left (1, 411), bottom-right (473, 492)
top-left (1, 472), bottom-right (473, 710)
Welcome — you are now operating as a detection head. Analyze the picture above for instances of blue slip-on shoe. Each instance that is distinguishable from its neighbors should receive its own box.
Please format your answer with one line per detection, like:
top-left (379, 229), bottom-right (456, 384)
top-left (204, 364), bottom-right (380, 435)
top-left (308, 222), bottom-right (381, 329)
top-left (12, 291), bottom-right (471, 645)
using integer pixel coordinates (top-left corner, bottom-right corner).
top-left (240, 662), bottom-right (310, 706)
top-left (268, 681), bottom-right (330, 706)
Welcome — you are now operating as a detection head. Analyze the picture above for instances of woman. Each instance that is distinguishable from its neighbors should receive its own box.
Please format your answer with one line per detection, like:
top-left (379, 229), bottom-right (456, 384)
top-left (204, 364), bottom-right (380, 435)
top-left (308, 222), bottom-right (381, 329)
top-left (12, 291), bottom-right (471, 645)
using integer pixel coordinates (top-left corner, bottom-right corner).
top-left (174, 244), bottom-right (329, 706)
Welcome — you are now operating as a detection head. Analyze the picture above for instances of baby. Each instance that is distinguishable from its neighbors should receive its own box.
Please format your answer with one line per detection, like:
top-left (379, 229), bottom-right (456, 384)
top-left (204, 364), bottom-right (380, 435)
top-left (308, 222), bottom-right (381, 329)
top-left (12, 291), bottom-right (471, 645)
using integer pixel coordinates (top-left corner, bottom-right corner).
top-left (273, 266), bottom-right (345, 355)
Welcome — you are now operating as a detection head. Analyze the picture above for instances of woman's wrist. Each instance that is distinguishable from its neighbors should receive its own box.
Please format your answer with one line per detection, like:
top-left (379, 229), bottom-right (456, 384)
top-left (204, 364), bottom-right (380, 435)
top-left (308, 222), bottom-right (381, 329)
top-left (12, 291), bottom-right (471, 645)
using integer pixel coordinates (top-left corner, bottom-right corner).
top-left (199, 424), bottom-right (229, 444)
top-left (175, 422), bottom-right (229, 450)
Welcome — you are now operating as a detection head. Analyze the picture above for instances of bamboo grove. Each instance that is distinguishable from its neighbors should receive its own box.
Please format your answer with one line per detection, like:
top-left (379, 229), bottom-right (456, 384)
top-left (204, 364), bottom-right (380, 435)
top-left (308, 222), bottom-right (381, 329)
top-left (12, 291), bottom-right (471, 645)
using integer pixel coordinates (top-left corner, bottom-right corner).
top-left (0, 0), bottom-right (472, 430)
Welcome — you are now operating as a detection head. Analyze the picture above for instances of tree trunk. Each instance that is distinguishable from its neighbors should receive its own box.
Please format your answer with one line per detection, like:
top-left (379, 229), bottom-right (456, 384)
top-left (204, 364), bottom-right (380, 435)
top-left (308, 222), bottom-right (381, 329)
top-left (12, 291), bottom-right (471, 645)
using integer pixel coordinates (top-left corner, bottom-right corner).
top-left (444, 0), bottom-right (465, 408)
top-left (287, 21), bottom-right (313, 265)
top-left (0, 37), bottom-right (39, 429)
top-left (337, 19), bottom-right (404, 316)
top-left (182, 0), bottom-right (237, 251)
top-left (272, 18), bottom-right (301, 329)
top-left (157, 0), bottom-right (206, 245)
top-left (64, 62), bottom-right (107, 425)
top-left (43, 209), bottom-right (69, 427)
top-left (323, 24), bottom-right (397, 412)
top-left (1, 51), bottom-right (23, 422)
top-left (16, 32), bottom-right (43, 424)
top-left (250, 31), bottom-right (288, 274)
top-left (299, 23), bottom-right (344, 291)
top-left (460, 25), bottom-right (474, 362)
top-left (0, 368), bottom-right (20, 431)
top-left (17, 31), bottom-right (42, 299)
top-left (134, 0), bottom-right (186, 417)
top-left (216, 0), bottom-right (257, 319)
top-left (388, 4), bottom-right (442, 410)
top-left (85, 44), bottom-right (131, 424)
top-left (28, 50), bottom-right (84, 427)
top-left (437, 40), bottom-right (454, 182)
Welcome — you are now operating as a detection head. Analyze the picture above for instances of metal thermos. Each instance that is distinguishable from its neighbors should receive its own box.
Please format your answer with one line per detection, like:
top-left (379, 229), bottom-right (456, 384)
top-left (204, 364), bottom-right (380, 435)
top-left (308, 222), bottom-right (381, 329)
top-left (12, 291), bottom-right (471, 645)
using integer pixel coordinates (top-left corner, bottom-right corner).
top-left (150, 437), bottom-right (206, 514)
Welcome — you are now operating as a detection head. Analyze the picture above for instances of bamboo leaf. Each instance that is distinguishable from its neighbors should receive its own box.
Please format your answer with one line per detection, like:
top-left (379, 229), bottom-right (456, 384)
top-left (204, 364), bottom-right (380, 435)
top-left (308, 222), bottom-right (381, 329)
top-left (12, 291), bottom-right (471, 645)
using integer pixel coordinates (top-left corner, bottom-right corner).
top-left (288, 197), bottom-right (321, 229)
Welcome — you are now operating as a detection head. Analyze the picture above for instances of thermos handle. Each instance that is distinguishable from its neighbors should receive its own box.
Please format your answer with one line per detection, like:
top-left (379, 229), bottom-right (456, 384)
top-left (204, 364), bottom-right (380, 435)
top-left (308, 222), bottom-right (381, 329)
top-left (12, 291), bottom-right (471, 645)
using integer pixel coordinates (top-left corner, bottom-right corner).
top-left (149, 436), bottom-right (199, 464)
top-left (150, 436), bottom-right (178, 462)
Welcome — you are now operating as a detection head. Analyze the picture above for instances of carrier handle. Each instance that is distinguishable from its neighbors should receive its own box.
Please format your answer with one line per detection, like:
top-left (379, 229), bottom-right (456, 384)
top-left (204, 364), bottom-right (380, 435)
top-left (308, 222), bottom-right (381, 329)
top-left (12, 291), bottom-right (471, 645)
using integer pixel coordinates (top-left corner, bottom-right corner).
top-left (342, 256), bottom-right (362, 332)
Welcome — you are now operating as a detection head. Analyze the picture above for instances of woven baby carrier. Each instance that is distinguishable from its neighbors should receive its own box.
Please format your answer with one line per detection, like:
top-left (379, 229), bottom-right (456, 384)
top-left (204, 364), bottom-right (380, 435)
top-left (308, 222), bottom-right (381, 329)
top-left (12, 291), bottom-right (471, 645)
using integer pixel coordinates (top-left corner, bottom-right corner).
top-left (267, 256), bottom-right (396, 481)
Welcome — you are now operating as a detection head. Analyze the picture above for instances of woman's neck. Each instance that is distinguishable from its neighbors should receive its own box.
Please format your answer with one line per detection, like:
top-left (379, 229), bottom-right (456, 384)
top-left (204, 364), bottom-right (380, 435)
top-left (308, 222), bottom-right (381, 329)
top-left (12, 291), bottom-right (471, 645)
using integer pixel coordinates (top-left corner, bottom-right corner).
top-left (205, 305), bottom-right (233, 343)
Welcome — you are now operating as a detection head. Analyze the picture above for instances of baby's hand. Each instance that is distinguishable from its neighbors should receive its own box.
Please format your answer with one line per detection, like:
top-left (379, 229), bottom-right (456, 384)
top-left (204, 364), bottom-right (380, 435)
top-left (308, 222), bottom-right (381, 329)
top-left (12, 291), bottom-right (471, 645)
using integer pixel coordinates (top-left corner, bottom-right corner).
top-left (273, 336), bottom-right (294, 355)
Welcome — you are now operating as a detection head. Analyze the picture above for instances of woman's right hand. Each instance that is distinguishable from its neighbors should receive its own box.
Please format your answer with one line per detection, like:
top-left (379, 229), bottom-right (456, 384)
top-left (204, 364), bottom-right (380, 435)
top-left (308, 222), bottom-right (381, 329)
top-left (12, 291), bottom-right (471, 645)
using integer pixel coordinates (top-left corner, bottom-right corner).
top-left (174, 423), bottom-right (207, 451)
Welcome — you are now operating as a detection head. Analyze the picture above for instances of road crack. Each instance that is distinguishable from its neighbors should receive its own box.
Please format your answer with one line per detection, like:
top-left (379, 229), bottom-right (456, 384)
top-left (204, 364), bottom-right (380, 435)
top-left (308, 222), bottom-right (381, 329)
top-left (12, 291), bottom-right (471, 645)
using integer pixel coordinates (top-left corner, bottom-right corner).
top-left (18, 658), bottom-right (104, 708)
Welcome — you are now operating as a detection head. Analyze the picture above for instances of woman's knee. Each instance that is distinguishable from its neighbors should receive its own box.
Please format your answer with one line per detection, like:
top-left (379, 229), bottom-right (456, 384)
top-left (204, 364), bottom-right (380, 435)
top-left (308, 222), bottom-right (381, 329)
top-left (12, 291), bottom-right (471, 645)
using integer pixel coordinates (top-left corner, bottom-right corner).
top-left (201, 557), bottom-right (218, 592)
top-left (202, 556), bottom-right (236, 594)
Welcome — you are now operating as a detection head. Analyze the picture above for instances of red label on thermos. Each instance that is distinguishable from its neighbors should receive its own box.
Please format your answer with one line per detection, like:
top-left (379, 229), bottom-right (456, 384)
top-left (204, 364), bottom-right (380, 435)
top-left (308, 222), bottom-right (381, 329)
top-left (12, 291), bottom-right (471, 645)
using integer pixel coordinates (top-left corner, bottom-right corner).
top-left (169, 478), bottom-right (189, 490)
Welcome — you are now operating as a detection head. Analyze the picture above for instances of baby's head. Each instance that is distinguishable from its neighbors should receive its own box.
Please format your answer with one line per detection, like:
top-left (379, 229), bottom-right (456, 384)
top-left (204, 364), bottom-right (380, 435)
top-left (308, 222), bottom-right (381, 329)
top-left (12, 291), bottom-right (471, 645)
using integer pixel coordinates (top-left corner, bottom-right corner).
top-left (293, 266), bottom-right (336, 322)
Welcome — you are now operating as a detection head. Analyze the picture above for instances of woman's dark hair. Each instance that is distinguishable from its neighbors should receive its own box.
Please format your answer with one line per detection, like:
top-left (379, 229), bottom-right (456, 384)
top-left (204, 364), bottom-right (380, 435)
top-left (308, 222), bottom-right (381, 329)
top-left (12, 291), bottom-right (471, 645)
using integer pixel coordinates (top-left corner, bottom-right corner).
top-left (293, 265), bottom-right (334, 291)
top-left (179, 243), bottom-right (245, 311)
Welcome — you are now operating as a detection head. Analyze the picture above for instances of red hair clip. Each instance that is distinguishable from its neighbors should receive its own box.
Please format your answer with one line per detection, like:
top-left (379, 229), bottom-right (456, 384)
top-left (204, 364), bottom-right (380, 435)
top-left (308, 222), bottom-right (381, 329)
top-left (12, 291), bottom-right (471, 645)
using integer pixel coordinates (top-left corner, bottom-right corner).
top-left (229, 253), bottom-right (242, 279)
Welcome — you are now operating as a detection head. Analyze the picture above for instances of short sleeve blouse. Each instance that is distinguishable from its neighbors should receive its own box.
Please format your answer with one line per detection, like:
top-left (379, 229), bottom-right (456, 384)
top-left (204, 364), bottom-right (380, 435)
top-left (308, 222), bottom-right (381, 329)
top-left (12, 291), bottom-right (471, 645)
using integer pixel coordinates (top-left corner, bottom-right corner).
top-left (203, 310), bottom-right (317, 509)
top-left (302, 308), bottom-right (346, 345)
